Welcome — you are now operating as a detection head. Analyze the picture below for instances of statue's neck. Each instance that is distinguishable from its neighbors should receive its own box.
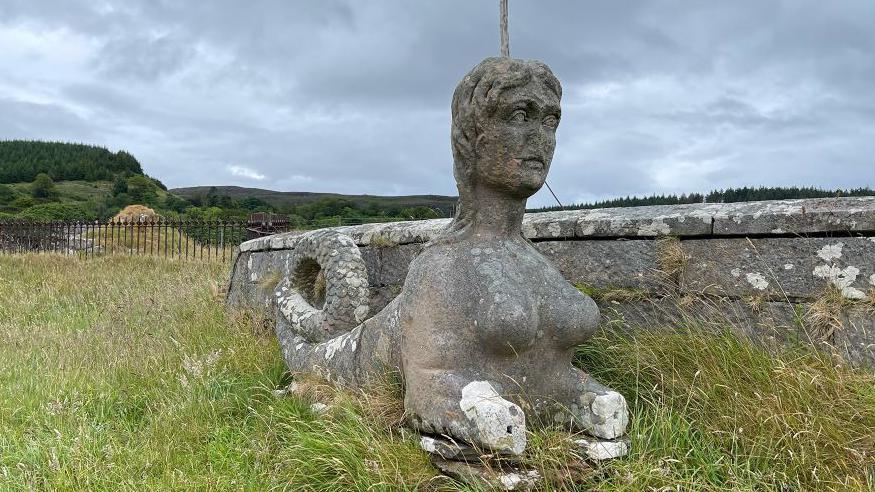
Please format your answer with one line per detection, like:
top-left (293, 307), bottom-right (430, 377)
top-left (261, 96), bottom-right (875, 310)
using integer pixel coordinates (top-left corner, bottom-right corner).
top-left (465, 185), bottom-right (526, 239)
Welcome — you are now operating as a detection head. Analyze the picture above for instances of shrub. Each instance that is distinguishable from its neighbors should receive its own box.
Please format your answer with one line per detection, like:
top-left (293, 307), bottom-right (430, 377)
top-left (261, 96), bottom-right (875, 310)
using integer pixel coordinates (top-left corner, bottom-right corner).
top-left (30, 172), bottom-right (57, 199)
top-left (7, 196), bottom-right (35, 211)
top-left (126, 174), bottom-right (158, 202)
top-left (16, 202), bottom-right (97, 221)
top-left (0, 183), bottom-right (18, 205)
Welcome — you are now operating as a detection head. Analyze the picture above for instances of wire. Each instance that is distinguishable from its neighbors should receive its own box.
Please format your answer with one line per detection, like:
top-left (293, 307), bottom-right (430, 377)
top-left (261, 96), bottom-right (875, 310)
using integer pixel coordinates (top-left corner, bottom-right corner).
top-left (544, 180), bottom-right (564, 210)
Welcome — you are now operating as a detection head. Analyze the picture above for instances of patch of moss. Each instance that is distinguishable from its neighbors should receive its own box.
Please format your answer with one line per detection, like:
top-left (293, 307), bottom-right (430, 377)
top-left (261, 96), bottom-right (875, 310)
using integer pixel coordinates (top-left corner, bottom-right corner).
top-left (575, 282), bottom-right (650, 302)
top-left (370, 235), bottom-right (398, 248)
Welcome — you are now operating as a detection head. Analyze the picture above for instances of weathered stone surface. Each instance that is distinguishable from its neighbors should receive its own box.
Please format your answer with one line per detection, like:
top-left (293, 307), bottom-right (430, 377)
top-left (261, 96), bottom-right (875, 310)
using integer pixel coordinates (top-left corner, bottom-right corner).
top-left (430, 456), bottom-right (542, 491)
top-left (682, 237), bottom-right (875, 300)
top-left (536, 239), bottom-right (669, 294)
top-left (568, 203), bottom-right (715, 238)
top-left (599, 297), bottom-right (875, 366)
top-left (573, 436), bottom-right (631, 461)
top-left (358, 243), bottom-right (423, 286)
top-left (419, 435), bottom-right (482, 461)
top-left (227, 250), bottom-right (293, 311)
top-left (358, 246), bottom-right (381, 286)
top-left (230, 236), bottom-right (875, 368)
top-left (231, 237), bottom-right (875, 369)
top-left (378, 243), bottom-right (423, 285)
top-left (274, 230), bottom-right (371, 342)
top-left (226, 250), bottom-right (251, 307)
top-left (833, 309), bottom-right (875, 367)
top-left (712, 197), bottom-right (875, 235)
top-left (366, 286), bottom-right (399, 314)
top-left (239, 250), bottom-right (290, 286)
top-left (309, 402), bottom-right (330, 415)
top-left (395, 58), bottom-right (628, 455)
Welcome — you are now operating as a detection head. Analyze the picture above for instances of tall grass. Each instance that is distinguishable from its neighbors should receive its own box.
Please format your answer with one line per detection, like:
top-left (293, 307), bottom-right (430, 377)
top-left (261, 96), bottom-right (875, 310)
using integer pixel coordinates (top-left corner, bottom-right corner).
top-left (0, 255), bottom-right (872, 490)
top-left (575, 330), bottom-right (874, 490)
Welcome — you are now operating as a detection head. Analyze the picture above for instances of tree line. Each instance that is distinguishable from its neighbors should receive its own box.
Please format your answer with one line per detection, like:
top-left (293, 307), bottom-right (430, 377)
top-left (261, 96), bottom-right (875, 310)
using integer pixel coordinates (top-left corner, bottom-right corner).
top-left (0, 140), bottom-right (146, 183)
top-left (186, 186), bottom-right (442, 226)
top-left (530, 186), bottom-right (875, 213)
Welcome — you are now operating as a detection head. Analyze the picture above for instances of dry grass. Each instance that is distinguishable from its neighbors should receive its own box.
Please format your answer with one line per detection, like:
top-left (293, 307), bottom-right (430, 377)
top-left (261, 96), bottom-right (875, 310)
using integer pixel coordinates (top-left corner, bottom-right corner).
top-left (257, 269), bottom-right (283, 293)
top-left (656, 236), bottom-right (689, 285)
top-left (743, 293), bottom-right (768, 314)
top-left (0, 254), bottom-right (872, 491)
top-left (867, 288), bottom-right (875, 313)
top-left (575, 282), bottom-right (649, 303)
top-left (576, 328), bottom-right (875, 491)
top-left (805, 284), bottom-right (853, 339)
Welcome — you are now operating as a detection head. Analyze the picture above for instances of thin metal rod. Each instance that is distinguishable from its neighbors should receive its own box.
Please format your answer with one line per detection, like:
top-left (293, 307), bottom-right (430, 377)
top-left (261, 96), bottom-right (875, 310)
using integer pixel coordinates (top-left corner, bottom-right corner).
top-left (500, 0), bottom-right (509, 57)
top-left (544, 180), bottom-right (564, 209)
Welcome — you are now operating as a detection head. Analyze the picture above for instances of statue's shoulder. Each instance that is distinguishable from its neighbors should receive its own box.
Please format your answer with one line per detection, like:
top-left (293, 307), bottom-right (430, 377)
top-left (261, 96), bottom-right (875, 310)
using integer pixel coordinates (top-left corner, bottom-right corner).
top-left (404, 242), bottom-right (478, 286)
top-left (408, 242), bottom-right (459, 272)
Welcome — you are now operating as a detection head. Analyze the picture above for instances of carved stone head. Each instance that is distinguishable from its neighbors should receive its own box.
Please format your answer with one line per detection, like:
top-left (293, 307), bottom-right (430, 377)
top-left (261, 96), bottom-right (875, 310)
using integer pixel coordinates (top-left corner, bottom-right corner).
top-left (451, 57), bottom-right (562, 203)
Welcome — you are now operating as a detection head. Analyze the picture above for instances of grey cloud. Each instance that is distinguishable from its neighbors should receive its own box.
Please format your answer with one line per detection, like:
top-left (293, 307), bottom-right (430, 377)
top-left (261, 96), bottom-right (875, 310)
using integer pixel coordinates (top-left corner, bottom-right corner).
top-left (0, 1), bottom-right (873, 207)
top-left (96, 32), bottom-right (197, 81)
top-left (0, 98), bottom-right (96, 142)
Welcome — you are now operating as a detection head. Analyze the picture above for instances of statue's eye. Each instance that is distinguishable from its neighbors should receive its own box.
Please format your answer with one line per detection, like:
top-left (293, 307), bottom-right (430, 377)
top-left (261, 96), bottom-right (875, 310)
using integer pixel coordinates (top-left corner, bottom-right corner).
top-left (543, 115), bottom-right (559, 129)
top-left (510, 110), bottom-right (527, 123)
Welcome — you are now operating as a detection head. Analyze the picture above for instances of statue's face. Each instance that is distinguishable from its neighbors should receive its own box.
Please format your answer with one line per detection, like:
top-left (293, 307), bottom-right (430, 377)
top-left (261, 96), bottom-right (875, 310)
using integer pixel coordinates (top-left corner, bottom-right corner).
top-left (474, 78), bottom-right (560, 199)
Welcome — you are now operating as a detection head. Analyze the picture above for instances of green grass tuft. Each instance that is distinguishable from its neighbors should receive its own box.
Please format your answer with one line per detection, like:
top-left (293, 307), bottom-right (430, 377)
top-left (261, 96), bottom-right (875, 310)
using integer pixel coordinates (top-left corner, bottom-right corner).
top-left (575, 329), bottom-right (875, 490)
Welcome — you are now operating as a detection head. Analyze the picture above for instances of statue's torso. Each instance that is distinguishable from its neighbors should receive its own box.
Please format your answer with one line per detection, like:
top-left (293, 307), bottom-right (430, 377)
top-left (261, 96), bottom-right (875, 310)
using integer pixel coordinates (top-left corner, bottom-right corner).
top-left (399, 236), bottom-right (600, 382)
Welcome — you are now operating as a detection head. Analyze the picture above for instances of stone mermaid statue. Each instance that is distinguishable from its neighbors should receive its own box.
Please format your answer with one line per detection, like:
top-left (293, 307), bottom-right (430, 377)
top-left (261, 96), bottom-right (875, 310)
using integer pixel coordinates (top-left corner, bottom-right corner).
top-left (273, 57), bottom-right (629, 456)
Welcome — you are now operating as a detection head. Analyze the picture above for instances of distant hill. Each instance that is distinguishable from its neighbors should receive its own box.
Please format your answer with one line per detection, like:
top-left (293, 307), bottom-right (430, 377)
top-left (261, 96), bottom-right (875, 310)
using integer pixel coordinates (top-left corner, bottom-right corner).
top-left (171, 186), bottom-right (458, 217)
top-left (0, 140), bottom-right (145, 183)
top-left (0, 141), bottom-right (177, 221)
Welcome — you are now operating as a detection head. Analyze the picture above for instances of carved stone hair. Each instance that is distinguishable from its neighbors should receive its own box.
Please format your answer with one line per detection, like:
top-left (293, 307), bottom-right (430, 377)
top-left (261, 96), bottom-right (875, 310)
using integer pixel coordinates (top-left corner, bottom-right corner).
top-left (437, 57), bottom-right (562, 243)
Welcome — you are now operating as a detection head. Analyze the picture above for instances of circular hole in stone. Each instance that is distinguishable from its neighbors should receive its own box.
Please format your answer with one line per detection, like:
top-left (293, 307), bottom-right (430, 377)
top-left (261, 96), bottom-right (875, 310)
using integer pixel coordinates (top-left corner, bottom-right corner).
top-left (292, 257), bottom-right (326, 309)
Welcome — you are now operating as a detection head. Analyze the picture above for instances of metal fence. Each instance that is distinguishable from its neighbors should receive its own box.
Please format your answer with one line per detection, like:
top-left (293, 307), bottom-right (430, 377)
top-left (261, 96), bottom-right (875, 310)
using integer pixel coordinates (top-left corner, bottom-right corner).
top-left (0, 218), bottom-right (296, 261)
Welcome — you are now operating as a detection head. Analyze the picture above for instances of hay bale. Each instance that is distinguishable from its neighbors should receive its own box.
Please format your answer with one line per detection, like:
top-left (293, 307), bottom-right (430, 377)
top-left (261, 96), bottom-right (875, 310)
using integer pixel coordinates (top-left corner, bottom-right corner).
top-left (112, 205), bottom-right (158, 223)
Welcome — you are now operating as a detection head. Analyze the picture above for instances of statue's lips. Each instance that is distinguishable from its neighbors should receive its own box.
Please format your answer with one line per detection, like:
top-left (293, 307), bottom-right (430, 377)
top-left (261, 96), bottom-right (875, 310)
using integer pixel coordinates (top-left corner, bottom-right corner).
top-left (521, 158), bottom-right (544, 171)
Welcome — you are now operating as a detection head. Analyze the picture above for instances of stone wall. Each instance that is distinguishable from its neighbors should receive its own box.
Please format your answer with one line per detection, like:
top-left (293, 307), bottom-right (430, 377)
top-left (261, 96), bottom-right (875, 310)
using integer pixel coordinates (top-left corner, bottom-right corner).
top-left (227, 197), bottom-right (875, 367)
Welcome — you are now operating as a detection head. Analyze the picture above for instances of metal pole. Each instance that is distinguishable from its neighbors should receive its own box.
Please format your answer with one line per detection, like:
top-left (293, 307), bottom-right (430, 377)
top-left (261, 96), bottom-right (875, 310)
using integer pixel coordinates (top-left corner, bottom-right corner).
top-left (500, 0), bottom-right (509, 57)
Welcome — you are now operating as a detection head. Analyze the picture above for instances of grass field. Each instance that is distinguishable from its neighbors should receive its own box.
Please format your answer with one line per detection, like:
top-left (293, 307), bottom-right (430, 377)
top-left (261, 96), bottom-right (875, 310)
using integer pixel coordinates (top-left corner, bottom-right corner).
top-left (7, 181), bottom-right (113, 202)
top-left (0, 255), bottom-right (872, 491)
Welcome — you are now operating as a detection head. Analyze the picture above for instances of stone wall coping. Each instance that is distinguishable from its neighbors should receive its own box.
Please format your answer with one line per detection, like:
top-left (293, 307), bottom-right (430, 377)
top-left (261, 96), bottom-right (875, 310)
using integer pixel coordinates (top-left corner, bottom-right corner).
top-left (239, 197), bottom-right (875, 252)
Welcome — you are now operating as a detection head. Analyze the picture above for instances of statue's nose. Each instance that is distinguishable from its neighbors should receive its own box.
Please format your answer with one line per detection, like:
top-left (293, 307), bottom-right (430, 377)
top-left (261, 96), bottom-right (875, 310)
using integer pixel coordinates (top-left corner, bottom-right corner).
top-left (527, 124), bottom-right (548, 150)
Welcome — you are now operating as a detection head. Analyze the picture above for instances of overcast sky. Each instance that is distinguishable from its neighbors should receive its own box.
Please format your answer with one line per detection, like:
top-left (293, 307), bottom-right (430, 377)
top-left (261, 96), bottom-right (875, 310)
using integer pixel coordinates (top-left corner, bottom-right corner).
top-left (1, 1), bottom-right (873, 207)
